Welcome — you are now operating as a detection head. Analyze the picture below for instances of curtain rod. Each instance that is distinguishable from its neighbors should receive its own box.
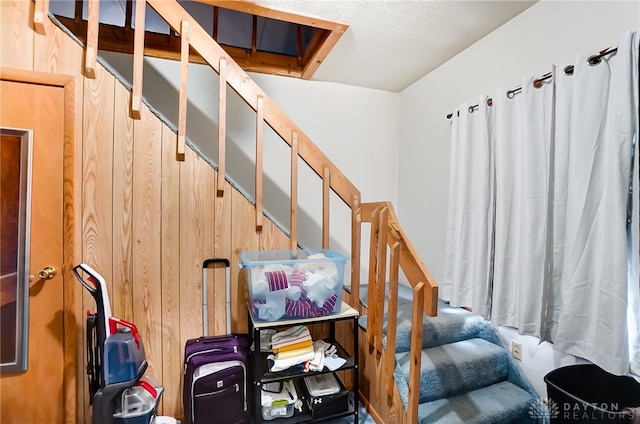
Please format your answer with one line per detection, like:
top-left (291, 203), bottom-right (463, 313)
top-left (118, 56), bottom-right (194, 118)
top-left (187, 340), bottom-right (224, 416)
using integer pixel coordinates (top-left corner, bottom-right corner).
top-left (446, 46), bottom-right (618, 119)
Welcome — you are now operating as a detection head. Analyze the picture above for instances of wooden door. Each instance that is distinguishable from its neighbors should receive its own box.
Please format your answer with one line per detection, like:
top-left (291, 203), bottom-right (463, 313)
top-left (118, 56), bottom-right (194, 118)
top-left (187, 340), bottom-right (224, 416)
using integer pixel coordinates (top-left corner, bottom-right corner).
top-left (0, 80), bottom-right (65, 423)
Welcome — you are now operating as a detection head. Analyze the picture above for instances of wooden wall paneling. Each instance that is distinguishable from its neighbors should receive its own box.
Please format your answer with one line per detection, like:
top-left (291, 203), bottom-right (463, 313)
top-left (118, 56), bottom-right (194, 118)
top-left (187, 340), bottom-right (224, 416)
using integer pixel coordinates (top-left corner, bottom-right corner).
top-left (195, 156), bottom-right (217, 336)
top-left (81, 63), bottom-right (115, 423)
top-left (33, 17), bottom-right (82, 75)
top-left (66, 33), bottom-right (86, 424)
top-left (65, 76), bottom-right (82, 424)
top-left (0, 0), bottom-right (34, 70)
top-left (231, 190), bottom-right (259, 333)
top-left (160, 124), bottom-right (181, 415)
top-left (214, 177), bottom-right (232, 336)
top-left (132, 103), bottom-right (163, 386)
top-left (179, 149), bottom-right (209, 349)
top-left (177, 148), bottom-right (201, 419)
top-left (112, 80), bottom-right (134, 322)
top-left (84, 0), bottom-right (99, 78)
top-left (259, 218), bottom-right (289, 251)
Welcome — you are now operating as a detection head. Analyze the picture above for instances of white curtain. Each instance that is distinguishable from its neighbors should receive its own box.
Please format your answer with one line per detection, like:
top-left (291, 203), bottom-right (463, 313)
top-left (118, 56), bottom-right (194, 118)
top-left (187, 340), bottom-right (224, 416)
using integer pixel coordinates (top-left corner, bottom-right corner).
top-left (443, 30), bottom-right (640, 377)
top-left (443, 97), bottom-right (494, 318)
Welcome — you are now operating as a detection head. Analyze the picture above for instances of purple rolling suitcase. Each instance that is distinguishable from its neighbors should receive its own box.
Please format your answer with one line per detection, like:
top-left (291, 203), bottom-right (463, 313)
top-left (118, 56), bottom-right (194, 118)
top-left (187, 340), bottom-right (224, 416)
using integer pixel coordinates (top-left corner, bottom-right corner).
top-left (183, 258), bottom-right (250, 424)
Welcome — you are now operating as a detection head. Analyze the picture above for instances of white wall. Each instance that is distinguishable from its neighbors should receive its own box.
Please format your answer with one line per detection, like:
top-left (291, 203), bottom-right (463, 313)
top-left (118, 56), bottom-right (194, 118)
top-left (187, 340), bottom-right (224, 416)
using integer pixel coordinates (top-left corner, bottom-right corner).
top-left (398, 0), bottom-right (639, 397)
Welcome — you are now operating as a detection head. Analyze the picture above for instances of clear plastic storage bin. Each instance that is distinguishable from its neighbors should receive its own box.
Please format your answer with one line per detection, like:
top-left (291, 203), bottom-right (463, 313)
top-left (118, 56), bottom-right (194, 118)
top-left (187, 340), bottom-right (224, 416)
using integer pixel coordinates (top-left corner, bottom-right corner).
top-left (262, 404), bottom-right (294, 421)
top-left (240, 249), bottom-right (347, 322)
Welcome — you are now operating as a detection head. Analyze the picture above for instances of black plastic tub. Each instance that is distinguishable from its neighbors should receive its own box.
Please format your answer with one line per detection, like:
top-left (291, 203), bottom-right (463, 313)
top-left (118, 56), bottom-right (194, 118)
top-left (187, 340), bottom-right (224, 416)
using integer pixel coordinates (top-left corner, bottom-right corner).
top-left (544, 364), bottom-right (640, 423)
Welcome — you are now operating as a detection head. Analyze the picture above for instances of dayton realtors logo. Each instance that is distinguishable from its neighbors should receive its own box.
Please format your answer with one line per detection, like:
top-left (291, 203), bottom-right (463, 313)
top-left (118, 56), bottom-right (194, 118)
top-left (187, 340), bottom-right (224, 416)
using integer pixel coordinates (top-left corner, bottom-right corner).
top-left (528, 399), bottom-right (636, 421)
top-left (528, 398), bottom-right (559, 419)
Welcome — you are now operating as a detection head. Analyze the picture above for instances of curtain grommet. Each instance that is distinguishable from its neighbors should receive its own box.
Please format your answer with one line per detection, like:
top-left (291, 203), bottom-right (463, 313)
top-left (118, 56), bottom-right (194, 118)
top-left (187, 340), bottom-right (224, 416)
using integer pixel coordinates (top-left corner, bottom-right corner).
top-left (587, 55), bottom-right (602, 66)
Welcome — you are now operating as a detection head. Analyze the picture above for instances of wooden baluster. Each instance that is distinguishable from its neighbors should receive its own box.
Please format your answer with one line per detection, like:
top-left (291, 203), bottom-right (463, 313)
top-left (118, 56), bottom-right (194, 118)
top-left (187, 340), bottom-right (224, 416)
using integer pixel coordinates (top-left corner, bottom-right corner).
top-left (367, 206), bottom-right (380, 347)
top-left (296, 24), bottom-right (303, 67)
top-left (177, 19), bottom-right (189, 161)
top-left (375, 206), bottom-right (388, 353)
top-left (217, 57), bottom-right (227, 197)
top-left (85, 0), bottom-right (99, 78)
top-left (251, 15), bottom-right (257, 58)
top-left (131, 0), bottom-right (146, 119)
top-left (255, 95), bottom-right (264, 231)
top-left (33, 0), bottom-right (49, 35)
top-left (322, 166), bottom-right (330, 249)
top-left (212, 6), bottom-right (218, 40)
top-left (125, 0), bottom-right (133, 33)
top-left (351, 195), bottom-right (362, 312)
top-left (407, 282), bottom-right (425, 424)
top-left (385, 240), bottom-right (401, 394)
top-left (290, 131), bottom-right (299, 249)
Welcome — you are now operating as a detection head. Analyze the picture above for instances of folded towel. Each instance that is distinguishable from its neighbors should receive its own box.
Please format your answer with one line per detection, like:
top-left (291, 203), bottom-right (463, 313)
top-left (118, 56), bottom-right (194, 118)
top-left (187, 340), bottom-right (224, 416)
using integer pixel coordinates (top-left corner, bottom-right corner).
top-left (271, 325), bottom-right (311, 350)
top-left (273, 339), bottom-right (313, 354)
top-left (268, 348), bottom-right (316, 372)
top-left (275, 344), bottom-right (315, 360)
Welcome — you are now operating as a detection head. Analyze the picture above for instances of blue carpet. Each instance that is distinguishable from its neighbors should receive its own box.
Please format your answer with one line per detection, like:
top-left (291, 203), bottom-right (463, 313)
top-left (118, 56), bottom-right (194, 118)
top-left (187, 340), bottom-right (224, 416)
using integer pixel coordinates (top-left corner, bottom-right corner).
top-left (359, 284), bottom-right (545, 424)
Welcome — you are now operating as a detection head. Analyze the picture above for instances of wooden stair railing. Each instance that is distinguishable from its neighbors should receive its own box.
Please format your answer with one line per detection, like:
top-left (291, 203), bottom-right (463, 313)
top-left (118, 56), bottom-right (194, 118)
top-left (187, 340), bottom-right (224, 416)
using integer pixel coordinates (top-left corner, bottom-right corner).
top-left (361, 202), bottom-right (438, 422)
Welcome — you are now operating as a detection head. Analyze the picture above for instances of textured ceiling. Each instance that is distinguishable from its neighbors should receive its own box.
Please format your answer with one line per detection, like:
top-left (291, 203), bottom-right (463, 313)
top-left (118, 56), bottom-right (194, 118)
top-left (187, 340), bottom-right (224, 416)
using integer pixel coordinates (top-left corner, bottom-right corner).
top-left (257, 0), bottom-right (539, 92)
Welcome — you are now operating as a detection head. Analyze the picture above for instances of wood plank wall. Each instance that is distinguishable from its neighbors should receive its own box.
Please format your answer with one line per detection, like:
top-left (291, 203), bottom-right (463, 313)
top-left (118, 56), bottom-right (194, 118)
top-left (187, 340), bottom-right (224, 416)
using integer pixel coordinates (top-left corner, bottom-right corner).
top-left (0, 2), bottom-right (299, 420)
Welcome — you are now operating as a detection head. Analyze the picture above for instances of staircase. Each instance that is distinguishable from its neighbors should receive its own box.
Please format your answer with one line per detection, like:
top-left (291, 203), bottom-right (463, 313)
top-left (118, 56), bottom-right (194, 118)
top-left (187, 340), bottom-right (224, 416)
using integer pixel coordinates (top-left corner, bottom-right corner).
top-left (361, 284), bottom-right (542, 424)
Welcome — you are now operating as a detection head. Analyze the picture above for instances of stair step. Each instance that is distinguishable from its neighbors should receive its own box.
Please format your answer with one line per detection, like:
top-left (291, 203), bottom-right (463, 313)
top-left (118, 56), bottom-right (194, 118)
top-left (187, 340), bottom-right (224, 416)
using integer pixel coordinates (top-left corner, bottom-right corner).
top-left (359, 287), bottom-right (487, 352)
top-left (417, 380), bottom-right (540, 424)
top-left (395, 338), bottom-right (509, 402)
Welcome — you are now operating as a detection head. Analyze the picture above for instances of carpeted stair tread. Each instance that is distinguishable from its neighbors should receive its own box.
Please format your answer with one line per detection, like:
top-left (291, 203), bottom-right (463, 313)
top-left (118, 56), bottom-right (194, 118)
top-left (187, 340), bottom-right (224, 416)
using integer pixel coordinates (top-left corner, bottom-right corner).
top-left (357, 283), bottom-right (542, 423)
top-left (359, 286), bottom-right (487, 352)
top-left (395, 338), bottom-right (510, 402)
top-left (416, 380), bottom-right (539, 424)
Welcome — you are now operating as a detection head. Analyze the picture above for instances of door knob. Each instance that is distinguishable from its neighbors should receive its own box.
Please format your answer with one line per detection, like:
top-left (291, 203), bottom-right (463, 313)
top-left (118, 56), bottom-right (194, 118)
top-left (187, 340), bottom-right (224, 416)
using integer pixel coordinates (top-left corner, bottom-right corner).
top-left (37, 266), bottom-right (57, 280)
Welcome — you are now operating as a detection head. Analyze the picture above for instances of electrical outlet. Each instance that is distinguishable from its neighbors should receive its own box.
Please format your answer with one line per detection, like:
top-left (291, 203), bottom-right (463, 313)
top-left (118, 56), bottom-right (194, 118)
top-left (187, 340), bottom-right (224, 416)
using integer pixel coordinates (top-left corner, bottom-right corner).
top-left (512, 341), bottom-right (523, 361)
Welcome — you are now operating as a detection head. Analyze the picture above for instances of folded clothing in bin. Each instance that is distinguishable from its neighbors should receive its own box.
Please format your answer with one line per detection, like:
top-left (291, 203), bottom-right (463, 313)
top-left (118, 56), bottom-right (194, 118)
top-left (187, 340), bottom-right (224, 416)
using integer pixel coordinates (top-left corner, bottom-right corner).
top-left (241, 249), bottom-right (347, 322)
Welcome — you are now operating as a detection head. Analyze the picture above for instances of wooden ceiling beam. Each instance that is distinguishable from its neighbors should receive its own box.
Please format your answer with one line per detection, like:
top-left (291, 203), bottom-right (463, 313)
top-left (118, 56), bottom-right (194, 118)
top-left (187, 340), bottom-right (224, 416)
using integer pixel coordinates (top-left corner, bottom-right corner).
top-left (54, 17), bottom-right (304, 77)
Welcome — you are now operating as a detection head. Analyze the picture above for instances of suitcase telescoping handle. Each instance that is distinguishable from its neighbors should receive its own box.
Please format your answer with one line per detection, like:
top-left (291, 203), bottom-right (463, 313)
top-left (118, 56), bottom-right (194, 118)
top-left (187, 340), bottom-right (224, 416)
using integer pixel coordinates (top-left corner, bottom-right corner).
top-left (202, 258), bottom-right (231, 336)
